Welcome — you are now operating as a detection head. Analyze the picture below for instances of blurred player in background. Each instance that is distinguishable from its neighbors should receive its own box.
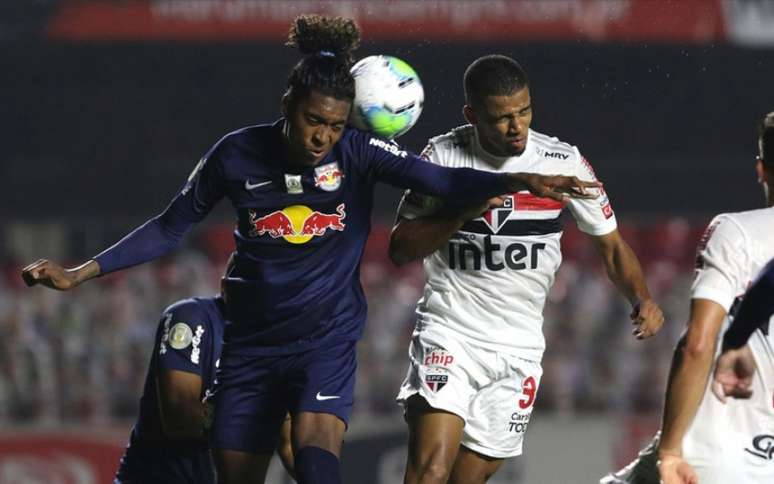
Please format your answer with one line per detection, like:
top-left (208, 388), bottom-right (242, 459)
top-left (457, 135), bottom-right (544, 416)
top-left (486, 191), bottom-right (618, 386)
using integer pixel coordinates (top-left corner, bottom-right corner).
top-left (20, 15), bottom-right (601, 484)
top-left (601, 112), bottom-right (774, 484)
top-left (391, 54), bottom-right (664, 484)
top-left (115, 256), bottom-right (295, 483)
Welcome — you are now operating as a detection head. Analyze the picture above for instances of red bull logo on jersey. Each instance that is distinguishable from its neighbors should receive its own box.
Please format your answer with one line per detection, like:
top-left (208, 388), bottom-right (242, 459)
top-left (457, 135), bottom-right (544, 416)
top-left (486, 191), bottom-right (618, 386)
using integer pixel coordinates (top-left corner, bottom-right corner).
top-left (314, 162), bottom-right (344, 192)
top-left (248, 203), bottom-right (346, 244)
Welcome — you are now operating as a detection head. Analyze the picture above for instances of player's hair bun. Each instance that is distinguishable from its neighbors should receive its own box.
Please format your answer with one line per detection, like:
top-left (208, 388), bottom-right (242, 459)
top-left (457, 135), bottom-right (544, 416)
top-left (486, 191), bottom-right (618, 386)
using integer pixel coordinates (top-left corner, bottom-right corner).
top-left (286, 14), bottom-right (361, 63)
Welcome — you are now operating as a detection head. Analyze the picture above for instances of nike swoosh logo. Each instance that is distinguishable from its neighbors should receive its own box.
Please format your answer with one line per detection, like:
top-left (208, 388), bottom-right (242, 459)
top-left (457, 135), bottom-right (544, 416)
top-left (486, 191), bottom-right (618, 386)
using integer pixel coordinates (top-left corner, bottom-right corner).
top-left (245, 180), bottom-right (272, 190)
top-left (315, 392), bottom-right (341, 401)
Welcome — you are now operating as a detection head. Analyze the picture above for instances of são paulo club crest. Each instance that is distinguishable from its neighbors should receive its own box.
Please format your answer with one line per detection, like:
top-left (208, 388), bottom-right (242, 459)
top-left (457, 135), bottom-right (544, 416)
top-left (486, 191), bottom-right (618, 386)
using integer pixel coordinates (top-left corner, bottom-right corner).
top-left (481, 195), bottom-right (514, 233)
top-left (314, 162), bottom-right (344, 192)
top-left (425, 372), bottom-right (448, 392)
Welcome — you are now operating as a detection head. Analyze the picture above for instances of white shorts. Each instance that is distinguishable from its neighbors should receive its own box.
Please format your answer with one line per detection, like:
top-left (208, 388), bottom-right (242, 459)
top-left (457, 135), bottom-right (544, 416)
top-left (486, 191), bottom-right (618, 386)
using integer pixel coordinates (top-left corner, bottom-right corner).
top-left (396, 328), bottom-right (543, 459)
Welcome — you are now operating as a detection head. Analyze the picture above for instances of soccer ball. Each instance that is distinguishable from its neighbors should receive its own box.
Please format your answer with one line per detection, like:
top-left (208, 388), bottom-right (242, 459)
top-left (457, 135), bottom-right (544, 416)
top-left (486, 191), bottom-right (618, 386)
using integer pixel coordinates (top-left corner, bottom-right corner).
top-left (349, 55), bottom-right (424, 139)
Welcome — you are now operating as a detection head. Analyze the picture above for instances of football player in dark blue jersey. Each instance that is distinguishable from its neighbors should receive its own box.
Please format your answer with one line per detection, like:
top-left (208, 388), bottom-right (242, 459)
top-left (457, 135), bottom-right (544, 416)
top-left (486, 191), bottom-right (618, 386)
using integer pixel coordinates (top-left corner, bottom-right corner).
top-left (114, 257), bottom-right (296, 484)
top-left (115, 294), bottom-right (226, 484)
top-left (22, 14), bottom-right (601, 484)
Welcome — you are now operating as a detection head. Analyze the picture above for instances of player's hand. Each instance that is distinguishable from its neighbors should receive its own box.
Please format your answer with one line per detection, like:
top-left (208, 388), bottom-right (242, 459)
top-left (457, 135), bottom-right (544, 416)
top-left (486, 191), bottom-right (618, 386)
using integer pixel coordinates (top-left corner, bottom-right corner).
top-left (630, 299), bottom-right (664, 339)
top-left (511, 173), bottom-right (602, 202)
top-left (658, 453), bottom-right (699, 484)
top-left (711, 345), bottom-right (756, 402)
top-left (21, 259), bottom-right (80, 291)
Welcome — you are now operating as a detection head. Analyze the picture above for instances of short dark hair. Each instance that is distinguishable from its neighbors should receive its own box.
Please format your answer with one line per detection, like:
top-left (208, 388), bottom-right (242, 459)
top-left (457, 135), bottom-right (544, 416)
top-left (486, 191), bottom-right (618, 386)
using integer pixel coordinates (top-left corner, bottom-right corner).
top-left (759, 111), bottom-right (774, 171)
top-left (285, 14), bottom-right (361, 104)
top-left (464, 55), bottom-right (529, 107)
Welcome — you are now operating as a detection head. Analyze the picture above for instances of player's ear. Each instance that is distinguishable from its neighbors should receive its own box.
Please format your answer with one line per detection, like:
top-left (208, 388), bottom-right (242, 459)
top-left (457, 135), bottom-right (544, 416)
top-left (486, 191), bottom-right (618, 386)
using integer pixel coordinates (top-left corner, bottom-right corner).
top-left (463, 104), bottom-right (476, 126)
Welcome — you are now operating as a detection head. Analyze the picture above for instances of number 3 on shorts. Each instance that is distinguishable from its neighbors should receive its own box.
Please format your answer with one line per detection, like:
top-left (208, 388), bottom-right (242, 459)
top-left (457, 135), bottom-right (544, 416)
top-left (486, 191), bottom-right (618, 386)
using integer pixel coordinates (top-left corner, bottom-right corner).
top-left (518, 376), bottom-right (537, 409)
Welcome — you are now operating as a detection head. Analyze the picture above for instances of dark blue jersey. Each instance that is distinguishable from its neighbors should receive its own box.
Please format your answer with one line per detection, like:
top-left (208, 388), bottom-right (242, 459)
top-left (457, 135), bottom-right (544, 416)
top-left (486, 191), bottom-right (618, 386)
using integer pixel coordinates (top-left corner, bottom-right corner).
top-left (95, 121), bottom-right (509, 355)
top-left (116, 296), bottom-right (225, 484)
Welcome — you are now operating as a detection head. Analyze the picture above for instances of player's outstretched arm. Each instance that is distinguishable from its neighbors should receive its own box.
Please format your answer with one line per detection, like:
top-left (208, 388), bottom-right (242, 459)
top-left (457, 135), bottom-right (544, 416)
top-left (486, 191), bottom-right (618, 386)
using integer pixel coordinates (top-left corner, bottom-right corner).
top-left (21, 259), bottom-right (100, 291)
top-left (658, 299), bottom-right (726, 463)
top-left (590, 230), bottom-right (664, 339)
top-left (389, 197), bottom-right (503, 266)
top-left (364, 135), bottom-right (600, 202)
top-left (508, 173), bottom-right (601, 202)
top-left (388, 173), bottom-right (600, 266)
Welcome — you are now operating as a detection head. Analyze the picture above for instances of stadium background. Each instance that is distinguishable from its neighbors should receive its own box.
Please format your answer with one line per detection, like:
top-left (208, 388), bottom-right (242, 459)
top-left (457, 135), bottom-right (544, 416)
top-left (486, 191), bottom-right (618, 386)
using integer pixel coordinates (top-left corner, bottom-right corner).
top-left (2, 1), bottom-right (773, 482)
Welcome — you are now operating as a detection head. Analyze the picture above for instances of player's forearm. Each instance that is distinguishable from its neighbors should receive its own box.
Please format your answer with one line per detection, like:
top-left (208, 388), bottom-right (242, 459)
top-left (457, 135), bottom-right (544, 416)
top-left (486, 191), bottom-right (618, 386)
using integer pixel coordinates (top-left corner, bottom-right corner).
top-left (659, 337), bottom-right (716, 456)
top-left (389, 216), bottom-right (465, 266)
top-left (68, 260), bottom-right (101, 285)
top-left (160, 401), bottom-right (207, 441)
top-left (94, 213), bottom-right (190, 275)
top-left (603, 238), bottom-right (651, 306)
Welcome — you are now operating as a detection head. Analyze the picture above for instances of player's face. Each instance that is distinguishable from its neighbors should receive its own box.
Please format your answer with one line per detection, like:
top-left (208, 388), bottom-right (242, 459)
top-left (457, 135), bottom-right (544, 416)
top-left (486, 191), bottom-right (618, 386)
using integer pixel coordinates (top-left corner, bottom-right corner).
top-left (467, 87), bottom-right (533, 157)
top-left (283, 89), bottom-right (351, 167)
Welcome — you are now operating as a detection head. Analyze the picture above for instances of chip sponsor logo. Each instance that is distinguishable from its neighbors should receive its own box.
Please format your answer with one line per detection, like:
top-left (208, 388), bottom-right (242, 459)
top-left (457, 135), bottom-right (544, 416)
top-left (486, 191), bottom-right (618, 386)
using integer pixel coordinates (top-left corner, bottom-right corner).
top-left (423, 349), bottom-right (454, 367)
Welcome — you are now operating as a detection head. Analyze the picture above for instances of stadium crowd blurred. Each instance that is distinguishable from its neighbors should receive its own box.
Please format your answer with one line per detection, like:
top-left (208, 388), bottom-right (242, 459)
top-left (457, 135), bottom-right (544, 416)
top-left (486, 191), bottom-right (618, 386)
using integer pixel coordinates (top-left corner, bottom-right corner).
top-left (0, 216), bottom-right (704, 424)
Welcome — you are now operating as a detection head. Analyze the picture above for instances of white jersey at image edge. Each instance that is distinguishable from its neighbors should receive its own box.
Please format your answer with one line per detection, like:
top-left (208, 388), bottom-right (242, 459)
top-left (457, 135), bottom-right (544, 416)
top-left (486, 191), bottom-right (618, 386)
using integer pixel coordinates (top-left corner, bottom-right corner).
top-left (601, 206), bottom-right (774, 484)
top-left (682, 207), bottom-right (774, 478)
top-left (398, 126), bottom-right (617, 361)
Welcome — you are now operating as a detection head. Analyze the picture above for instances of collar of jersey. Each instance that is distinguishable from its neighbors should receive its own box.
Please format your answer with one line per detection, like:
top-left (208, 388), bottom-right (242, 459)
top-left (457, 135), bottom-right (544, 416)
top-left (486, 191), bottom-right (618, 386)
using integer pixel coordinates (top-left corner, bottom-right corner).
top-left (472, 127), bottom-right (535, 168)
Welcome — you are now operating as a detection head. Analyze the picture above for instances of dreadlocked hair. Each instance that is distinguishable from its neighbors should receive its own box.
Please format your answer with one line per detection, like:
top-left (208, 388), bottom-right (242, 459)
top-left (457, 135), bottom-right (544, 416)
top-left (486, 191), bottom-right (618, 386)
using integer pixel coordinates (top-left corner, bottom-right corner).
top-left (285, 14), bottom-right (361, 103)
top-left (759, 111), bottom-right (774, 171)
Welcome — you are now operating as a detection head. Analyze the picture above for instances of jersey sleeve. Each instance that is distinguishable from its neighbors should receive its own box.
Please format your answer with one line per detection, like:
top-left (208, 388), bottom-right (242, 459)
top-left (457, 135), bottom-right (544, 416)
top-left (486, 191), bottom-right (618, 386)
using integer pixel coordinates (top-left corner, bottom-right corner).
top-left (396, 142), bottom-right (444, 220)
top-left (351, 130), bottom-right (509, 202)
top-left (93, 143), bottom-right (227, 275)
top-left (691, 215), bottom-right (749, 310)
top-left (565, 151), bottom-right (617, 236)
top-left (156, 301), bottom-right (213, 376)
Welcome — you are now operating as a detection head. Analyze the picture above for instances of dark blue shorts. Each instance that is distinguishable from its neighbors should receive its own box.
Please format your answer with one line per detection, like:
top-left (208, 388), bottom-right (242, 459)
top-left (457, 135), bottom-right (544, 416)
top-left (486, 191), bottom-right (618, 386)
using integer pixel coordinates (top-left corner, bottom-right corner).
top-left (209, 339), bottom-right (357, 454)
top-left (114, 441), bottom-right (215, 484)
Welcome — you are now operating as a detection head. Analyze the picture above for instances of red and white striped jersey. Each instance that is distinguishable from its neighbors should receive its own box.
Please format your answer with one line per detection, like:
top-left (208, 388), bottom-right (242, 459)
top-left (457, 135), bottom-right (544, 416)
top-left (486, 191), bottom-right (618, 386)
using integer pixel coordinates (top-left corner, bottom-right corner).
top-left (398, 125), bottom-right (617, 361)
